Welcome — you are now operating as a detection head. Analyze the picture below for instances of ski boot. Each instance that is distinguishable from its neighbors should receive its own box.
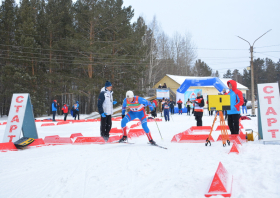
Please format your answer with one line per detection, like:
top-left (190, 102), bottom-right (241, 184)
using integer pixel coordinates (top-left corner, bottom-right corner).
top-left (119, 136), bottom-right (127, 143)
top-left (103, 136), bottom-right (109, 142)
top-left (149, 139), bottom-right (157, 146)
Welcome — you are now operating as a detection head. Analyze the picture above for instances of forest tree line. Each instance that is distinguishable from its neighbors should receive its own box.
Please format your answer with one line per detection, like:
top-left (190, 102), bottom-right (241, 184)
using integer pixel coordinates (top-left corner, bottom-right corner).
top-left (222, 58), bottom-right (280, 99)
top-left (0, 0), bottom-right (198, 116)
top-left (0, 0), bottom-right (278, 116)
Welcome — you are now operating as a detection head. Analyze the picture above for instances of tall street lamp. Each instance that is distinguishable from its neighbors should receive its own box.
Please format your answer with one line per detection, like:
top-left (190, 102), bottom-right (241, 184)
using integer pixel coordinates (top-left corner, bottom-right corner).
top-left (237, 29), bottom-right (272, 116)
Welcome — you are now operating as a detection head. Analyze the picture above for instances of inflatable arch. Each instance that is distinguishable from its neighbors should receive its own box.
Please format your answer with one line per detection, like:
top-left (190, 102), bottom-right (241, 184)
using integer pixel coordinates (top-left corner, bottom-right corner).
top-left (176, 77), bottom-right (228, 104)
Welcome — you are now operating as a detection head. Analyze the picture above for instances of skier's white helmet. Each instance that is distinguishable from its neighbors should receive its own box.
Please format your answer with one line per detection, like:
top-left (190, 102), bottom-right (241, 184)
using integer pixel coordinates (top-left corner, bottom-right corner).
top-left (126, 90), bottom-right (134, 98)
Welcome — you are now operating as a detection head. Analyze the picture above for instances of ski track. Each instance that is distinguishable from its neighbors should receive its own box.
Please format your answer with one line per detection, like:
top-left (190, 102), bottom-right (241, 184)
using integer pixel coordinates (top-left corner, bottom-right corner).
top-left (0, 110), bottom-right (280, 197)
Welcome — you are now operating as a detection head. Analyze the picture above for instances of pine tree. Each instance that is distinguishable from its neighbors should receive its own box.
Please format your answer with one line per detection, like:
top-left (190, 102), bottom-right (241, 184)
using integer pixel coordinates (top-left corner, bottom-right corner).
top-left (265, 58), bottom-right (277, 83)
top-left (192, 59), bottom-right (212, 76)
top-left (223, 69), bottom-right (232, 78)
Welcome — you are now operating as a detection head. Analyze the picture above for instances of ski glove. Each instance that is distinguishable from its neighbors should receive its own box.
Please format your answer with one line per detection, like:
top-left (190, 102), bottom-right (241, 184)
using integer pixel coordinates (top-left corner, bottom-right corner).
top-left (122, 114), bottom-right (125, 119)
top-left (113, 100), bottom-right (117, 105)
top-left (101, 113), bottom-right (107, 118)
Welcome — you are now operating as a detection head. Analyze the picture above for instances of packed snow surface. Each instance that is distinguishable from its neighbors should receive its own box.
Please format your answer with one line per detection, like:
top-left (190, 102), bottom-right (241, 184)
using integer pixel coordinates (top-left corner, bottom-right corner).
top-left (0, 110), bottom-right (280, 198)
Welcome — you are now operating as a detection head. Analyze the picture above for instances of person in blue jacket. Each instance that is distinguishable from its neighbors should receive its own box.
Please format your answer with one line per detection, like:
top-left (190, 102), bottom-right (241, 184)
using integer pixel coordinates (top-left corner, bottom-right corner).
top-left (52, 100), bottom-right (57, 121)
top-left (150, 100), bottom-right (156, 118)
top-left (163, 100), bottom-right (170, 121)
top-left (226, 80), bottom-right (244, 134)
top-left (75, 101), bottom-right (80, 120)
top-left (119, 90), bottom-right (157, 145)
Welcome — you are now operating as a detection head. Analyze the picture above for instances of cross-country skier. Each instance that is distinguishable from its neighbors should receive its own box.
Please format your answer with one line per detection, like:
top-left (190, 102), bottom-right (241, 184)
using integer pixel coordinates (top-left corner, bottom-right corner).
top-left (119, 90), bottom-right (157, 145)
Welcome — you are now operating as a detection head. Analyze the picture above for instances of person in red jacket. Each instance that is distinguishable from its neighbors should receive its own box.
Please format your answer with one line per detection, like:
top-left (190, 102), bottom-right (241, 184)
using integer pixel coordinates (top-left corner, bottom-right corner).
top-left (61, 104), bottom-right (69, 121)
top-left (153, 99), bottom-right (158, 113)
top-left (177, 99), bottom-right (183, 115)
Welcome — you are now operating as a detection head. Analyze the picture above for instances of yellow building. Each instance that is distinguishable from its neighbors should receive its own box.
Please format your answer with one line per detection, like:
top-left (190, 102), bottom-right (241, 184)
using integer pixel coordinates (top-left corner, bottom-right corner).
top-left (153, 74), bottom-right (249, 105)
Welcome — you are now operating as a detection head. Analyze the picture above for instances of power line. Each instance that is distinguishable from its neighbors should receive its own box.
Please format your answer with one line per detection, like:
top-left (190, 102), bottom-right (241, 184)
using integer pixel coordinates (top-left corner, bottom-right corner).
top-left (255, 44), bottom-right (280, 48)
top-left (255, 52), bottom-right (280, 59)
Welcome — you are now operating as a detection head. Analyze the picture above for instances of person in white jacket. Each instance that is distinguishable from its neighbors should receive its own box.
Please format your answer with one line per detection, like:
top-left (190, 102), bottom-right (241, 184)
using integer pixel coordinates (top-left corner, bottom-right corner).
top-left (97, 81), bottom-right (117, 141)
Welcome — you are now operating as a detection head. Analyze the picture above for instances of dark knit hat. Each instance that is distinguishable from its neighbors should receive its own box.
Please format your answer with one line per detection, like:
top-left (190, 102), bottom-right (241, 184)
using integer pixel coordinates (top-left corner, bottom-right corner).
top-left (105, 81), bottom-right (112, 88)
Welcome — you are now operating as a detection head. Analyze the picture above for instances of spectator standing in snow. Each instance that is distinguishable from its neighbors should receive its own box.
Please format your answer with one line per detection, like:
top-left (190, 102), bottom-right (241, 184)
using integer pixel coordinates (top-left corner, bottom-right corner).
top-left (206, 101), bottom-right (213, 116)
top-left (177, 99), bottom-right (183, 115)
top-left (242, 97), bottom-right (248, 114)
top-left (194, 92), bottom-right (205, 126)
top-left (153, 99), bottom-right (158, 113)
top-left (169, 99), bottom-right (176, 115)
top-left (151, 100), bottom-right (156, 118)
top-left (52, 100), bottom-right (57, 121)
top-left (61, 104), bottom-right (68, 121)
top-left (163, 100), bottom-right (170, 121)
top-left (161, 98), bottom-right (165, 117)
top-left (72, 103), bottom-right (78, 120)
top-left (226, 80), bottom-right (244, 134)
top-left (186, 99), bottom-right (192, 116)
top-left (75, 101), bottom-right (80, 120)
top-left (97, 81), bottom-right (117, 142)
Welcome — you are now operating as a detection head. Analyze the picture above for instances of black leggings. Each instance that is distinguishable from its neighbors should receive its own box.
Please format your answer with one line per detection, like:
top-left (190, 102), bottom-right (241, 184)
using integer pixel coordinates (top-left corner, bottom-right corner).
top-left (227, 114), bottom-right (240, 134)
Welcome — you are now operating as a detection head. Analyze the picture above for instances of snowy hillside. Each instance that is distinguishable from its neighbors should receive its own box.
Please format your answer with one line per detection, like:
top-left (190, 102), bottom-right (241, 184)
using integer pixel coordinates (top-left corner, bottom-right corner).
top-left (0, 110), bottom-right (280, 198)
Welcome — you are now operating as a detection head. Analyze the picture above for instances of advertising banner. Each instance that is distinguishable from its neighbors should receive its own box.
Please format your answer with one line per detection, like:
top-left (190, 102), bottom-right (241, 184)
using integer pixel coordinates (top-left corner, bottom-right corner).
top-left (257, 83), bottom-right (280, 142)
top-left (156, 89), bottom-right (170, 99)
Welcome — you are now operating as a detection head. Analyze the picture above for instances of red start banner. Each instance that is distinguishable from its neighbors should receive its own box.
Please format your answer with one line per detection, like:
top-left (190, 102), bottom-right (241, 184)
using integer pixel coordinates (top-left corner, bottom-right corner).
top-left (2, 93), bottom-right (38, 143)
top-left (257, 83), bottom-right (280, 141)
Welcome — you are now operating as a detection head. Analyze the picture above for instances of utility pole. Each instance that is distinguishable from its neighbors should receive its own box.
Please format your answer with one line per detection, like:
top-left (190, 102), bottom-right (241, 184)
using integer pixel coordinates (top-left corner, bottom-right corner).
top-left (237, 29), bottom-right (271, 116)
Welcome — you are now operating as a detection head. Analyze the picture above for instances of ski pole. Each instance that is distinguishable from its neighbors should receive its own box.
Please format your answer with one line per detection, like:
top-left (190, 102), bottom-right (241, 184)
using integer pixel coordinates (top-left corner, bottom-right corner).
top-left (154, 119), bottom-right (163, 140)
top-left (170, 112), bottom-right (174, 122)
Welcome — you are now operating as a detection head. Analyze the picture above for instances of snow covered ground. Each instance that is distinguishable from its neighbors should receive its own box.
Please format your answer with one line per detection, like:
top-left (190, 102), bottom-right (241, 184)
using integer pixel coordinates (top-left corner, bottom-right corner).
top-left (0, 110), bottom-right (280, 198)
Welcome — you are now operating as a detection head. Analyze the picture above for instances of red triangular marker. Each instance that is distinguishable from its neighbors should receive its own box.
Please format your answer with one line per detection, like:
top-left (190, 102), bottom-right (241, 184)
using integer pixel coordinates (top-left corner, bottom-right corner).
top-left (229, 141), bottom-right (240, 154)
top-left (205, 162), bottom-right (233, 197)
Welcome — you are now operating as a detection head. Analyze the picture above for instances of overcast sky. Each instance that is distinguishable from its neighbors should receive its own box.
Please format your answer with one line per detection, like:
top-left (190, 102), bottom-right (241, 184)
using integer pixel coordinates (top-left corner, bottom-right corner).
top-left (123, 0), bottom-right (280, 76)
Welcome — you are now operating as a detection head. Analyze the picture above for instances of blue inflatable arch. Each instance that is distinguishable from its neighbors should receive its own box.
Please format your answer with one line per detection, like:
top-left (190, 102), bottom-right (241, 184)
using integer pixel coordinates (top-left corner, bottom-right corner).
top-left (176, 77), bottom-right (228, 104)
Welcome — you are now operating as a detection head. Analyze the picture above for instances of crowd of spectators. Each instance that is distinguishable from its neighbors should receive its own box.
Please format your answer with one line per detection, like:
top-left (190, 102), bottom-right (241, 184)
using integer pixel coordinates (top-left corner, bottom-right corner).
top-left (51, 100), bottom-right (80, 121)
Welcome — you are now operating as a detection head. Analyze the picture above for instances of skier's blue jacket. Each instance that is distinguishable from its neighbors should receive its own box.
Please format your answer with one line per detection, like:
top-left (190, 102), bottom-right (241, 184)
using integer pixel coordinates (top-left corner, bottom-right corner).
top-left (121, 96), bottom-right (154, 133)
top-left (122, 96), bottom-right (154, 115)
